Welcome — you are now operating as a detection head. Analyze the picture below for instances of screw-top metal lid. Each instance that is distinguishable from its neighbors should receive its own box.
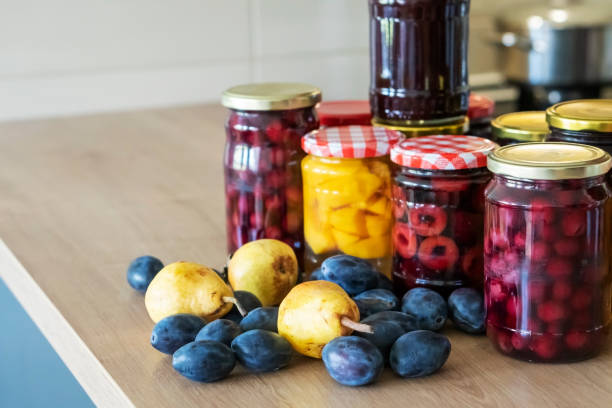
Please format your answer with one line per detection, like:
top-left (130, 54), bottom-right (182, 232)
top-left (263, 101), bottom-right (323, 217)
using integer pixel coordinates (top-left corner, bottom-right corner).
top-left (487, 142), bottom-right (612, 180)
top-left (372, 116), bottom-right (469, 137)
top-left (492, 111), bottom-right (548, 142)
top-left (546, 99), bottom-right (612, 133)
top-left (221, 82), bottom-right (322, 111)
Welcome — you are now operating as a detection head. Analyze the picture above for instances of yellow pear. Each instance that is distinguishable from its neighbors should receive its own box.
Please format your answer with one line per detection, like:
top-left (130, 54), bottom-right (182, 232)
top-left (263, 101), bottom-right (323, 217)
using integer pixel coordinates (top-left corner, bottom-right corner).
top-left (145, 261), bottom-right (242, 323)
top-left (277, 280), bottom-right (372, 358)
top-left (228, 239), bottom-right (298, 306)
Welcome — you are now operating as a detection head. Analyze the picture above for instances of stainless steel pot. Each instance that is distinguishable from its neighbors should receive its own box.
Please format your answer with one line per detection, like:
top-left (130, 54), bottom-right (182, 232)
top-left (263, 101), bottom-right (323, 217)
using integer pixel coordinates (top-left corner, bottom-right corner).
top-left (494, 0), bottom-right (612, 86)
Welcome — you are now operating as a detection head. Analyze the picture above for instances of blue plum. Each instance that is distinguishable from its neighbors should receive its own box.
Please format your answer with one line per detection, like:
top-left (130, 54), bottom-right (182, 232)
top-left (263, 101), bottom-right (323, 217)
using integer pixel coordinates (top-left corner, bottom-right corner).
top-left (354, 289), bottom-right (399, 318)
top-left (239, 307), bottom-right (279, 332)
top-left (225, 291), bottom-right (262, 323)
top-left (361, 311), bottom-right (418, 332)
top-left (355, 318), bottom-right (407, 357)
top-left (126, 255), bottom-right (163, 292)
top-left (320, 255), bottom-right (378, 296)
top-left (322, 336), bottom-right (383, 386)
top-left (390, 330), bottom-right (451, 378)
top-left (172, 340), bottom-right (235, 382)
top-left (150, 314), bottom-right (206, 354)
top-left (231, 330), bottom-right (292, 372)
top-left (447, 288), bottom-right (485, 334)
top-left (401, 288), bottom-right (447, 331)
top-left (195, 319), bottom-right (241, 346)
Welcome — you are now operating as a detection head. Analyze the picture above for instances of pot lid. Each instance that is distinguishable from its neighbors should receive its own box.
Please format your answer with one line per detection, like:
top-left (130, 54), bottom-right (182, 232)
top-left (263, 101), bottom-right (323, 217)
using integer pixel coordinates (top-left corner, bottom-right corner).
top-left (496, 0), bottom-right (612, 30)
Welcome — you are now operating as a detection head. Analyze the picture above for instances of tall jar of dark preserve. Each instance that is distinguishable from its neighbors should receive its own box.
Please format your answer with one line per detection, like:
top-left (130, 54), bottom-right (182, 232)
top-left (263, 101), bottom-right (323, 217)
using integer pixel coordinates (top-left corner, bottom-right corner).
top-left (221, 83), bottom-right (321, 265)
top-left (390, 135), bottom-right (497, 295)
top-left (485, 143), bottom-right (612, 363)
top-left (369, 0), bottom-right (471, 124)
top-left (546, 99), bottom-right (612, 155)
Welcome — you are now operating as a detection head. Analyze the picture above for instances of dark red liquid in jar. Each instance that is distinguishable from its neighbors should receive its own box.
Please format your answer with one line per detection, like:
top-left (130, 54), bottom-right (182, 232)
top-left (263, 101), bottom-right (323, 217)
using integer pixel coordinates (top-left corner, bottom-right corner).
top-left (224, 107), bottom-right (319, 264)
top-left (369, 0), bottom-right (470, 122)
top-left (484, 175), bottom-right (612, 362)
top-left (548, 127), bottom-right (612, 157)
top-left (392, 166), bottom-right (490, 296)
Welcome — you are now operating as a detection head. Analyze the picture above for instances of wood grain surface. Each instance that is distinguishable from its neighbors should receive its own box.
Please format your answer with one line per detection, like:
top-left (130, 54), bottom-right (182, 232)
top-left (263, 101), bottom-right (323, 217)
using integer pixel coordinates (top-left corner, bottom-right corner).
top-left (0, 105), bottom-right (610, 408)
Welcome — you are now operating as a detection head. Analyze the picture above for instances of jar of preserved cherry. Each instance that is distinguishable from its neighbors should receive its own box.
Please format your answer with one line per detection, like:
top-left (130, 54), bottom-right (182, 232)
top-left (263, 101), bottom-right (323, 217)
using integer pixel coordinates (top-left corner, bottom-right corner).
top-left (468, 94), bottom-right (495, 139)
top-left (546, 99), bottom-right (612, 156)
top-left (301, 126), bottom-right (403, 277)
top-left (221, 83), bottom-right (321, 263)
top-left (390, 135), bottom-right (498, 295)
top-left (491, 111), bottom-right (548, 146)
top-left (372, 116), bottom-right (469, 138)
top-left (369, 0), bottom-right (470, 124)
top-left (485, 142), bottom-right (612, 363)
top-left (318, 100), bottom-right (372, 127)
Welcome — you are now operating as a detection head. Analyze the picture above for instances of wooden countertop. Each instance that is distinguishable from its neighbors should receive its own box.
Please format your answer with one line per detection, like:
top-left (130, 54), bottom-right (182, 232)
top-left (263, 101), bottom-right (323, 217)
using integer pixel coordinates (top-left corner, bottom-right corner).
top-left (0, 104), bottom-right (610, 408)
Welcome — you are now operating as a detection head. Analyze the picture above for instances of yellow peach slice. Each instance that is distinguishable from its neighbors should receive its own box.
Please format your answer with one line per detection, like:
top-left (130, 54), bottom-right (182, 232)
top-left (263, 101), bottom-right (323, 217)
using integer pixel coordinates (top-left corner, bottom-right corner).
top-left (342, 236), bottom-right (391, 259)
top-left (366, 194), bottom-right (390, 216)
top-left (305, 223), bottom-right (336, 255)
top-left (332, 228), bottom-right (361, 250)
top-left (329, 207), bottom-right (368, 236)
top-left (365, 214), bottom-right (392, 237)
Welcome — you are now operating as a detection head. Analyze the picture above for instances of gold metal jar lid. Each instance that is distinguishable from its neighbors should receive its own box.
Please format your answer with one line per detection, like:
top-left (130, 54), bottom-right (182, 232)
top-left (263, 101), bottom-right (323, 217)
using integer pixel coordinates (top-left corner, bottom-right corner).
top-left (547, 99), bottom-right (612, 133)
top-left (488, 142), bottom-right (612, 180)
top-left (371, 116), bottom-right (469, 137)
top-left (491, 111), bottom-right (548, 142)
top-left (221, 82), bottom-right (322, 111)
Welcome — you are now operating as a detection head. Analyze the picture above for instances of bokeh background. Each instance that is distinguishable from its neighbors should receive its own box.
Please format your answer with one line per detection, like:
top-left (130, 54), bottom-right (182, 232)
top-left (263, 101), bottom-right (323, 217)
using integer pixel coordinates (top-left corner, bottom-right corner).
top-left (0, 0), bottom-right (503, 122)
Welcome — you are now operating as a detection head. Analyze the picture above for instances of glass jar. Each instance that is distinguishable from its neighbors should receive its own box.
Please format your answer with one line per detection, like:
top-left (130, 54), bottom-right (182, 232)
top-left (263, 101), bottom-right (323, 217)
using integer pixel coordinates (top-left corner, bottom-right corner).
top-left (390, 135), bottom-right (498, 296)
top-left (546, 99), bottom-right (612, 156)
top-left (222, 83), bottom-right (321, 264)
top-left (301, 126), bottom-right (403, 277)
top-left (485, 143), bottom-right (612, 363)
top-left (468, 94), bottom-right (495, 139)
top-left (318, 100), bottom-right (372, 127)
top-left (372, 116), bottom-right (469, 138)
top-left (369, 0), bottom-right (470, 123)
top-left (491, 111), bottom-right (548, 146)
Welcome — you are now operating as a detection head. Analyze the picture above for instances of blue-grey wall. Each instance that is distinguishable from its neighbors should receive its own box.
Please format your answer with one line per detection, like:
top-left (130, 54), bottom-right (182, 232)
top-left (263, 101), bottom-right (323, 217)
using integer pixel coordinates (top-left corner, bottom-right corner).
top-left (0, 278), bottom-right (94, 408)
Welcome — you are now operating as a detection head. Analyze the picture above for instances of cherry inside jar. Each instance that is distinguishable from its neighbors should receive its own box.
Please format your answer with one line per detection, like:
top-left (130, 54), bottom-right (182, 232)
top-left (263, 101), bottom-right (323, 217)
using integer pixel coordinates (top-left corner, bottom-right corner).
top-left (485, 143), bottom-right (612, 363)
top-left (390, 135), bottom-right (497, 296)
top-left (222, 83), bottom-right (321, 266)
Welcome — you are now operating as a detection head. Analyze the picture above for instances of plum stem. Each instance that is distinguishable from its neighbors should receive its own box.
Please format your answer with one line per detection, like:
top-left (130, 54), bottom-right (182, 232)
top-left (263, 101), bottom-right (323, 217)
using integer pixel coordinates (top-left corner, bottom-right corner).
top-left (341, 317), bottom-right (373, 334)
top-left (222, 296), bottom-right (247, 316)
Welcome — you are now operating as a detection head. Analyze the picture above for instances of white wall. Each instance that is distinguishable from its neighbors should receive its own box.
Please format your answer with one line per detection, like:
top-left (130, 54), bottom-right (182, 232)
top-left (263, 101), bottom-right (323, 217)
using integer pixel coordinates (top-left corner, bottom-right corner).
top-left (0, 0), bottom-right (502, 121)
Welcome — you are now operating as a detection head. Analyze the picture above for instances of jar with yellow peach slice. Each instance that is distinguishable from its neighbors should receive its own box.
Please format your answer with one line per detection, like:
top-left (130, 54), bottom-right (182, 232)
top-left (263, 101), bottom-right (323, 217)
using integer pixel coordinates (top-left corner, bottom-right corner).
top-left (301, 126), bottom-right (403, 278)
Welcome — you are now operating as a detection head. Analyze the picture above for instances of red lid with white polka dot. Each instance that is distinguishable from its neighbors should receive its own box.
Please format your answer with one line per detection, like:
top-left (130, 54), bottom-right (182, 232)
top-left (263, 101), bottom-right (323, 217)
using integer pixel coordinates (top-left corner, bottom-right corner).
top-left (390, 135), bottom-right (499, 170)
top-left (302, 126), bottom-right (403, 158)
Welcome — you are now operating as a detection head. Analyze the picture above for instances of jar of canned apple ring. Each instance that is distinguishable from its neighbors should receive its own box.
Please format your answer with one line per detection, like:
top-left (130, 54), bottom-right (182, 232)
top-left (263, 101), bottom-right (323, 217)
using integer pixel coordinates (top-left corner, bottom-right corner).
top-left (546, 99), bottom-right (612, 156)
top-left (484, 142), bottom-right (612, 363)
top-left (301, 126), bottom-right (403, 277)
top-left (390, 135), bottom-right (498, 295)
top-left (222, 83), bottom-right (321, 265)
top-left (492, 111), bottom-right (548, 146)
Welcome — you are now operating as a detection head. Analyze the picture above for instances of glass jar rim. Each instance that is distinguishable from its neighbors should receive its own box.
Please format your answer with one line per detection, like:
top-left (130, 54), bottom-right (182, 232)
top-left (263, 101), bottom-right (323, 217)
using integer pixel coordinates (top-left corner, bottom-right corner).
top-left (547, 99), bottom-right (612, 133)
top-left (487, 142), bottom-right (612, 180)
top-left (222, 82), bottom-right (322, 111)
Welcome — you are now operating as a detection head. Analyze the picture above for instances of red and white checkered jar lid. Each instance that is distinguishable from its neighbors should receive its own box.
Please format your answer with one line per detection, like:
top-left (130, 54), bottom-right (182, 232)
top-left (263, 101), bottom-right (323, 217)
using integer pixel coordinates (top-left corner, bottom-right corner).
top-left (302, 126), bottom-right (403, 158)
top-left (390, 135), bottom-right (498, 170)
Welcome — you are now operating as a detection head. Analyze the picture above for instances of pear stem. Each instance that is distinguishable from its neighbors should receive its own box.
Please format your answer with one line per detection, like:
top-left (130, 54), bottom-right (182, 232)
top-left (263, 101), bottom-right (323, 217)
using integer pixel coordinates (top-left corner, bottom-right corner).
top-left (222, 296), bottom-right (247, 316)
top-left (341, 317), bottom-right (373, 334)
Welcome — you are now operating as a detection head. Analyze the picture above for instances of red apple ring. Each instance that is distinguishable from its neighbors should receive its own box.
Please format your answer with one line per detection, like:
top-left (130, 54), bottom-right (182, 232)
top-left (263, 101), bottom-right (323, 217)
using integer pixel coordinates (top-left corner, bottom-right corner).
top-left (417, 236), bottom-right (459, 270)
top-left (392, 223), bottom-right (417, 259)
top-left (408, 205), bottom-right (447, 236)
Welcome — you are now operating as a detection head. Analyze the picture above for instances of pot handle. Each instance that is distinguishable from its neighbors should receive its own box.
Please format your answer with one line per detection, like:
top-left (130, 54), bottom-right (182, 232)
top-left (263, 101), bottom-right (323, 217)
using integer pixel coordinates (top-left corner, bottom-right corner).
top-left (484, 32), bottom-right (533, 51)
